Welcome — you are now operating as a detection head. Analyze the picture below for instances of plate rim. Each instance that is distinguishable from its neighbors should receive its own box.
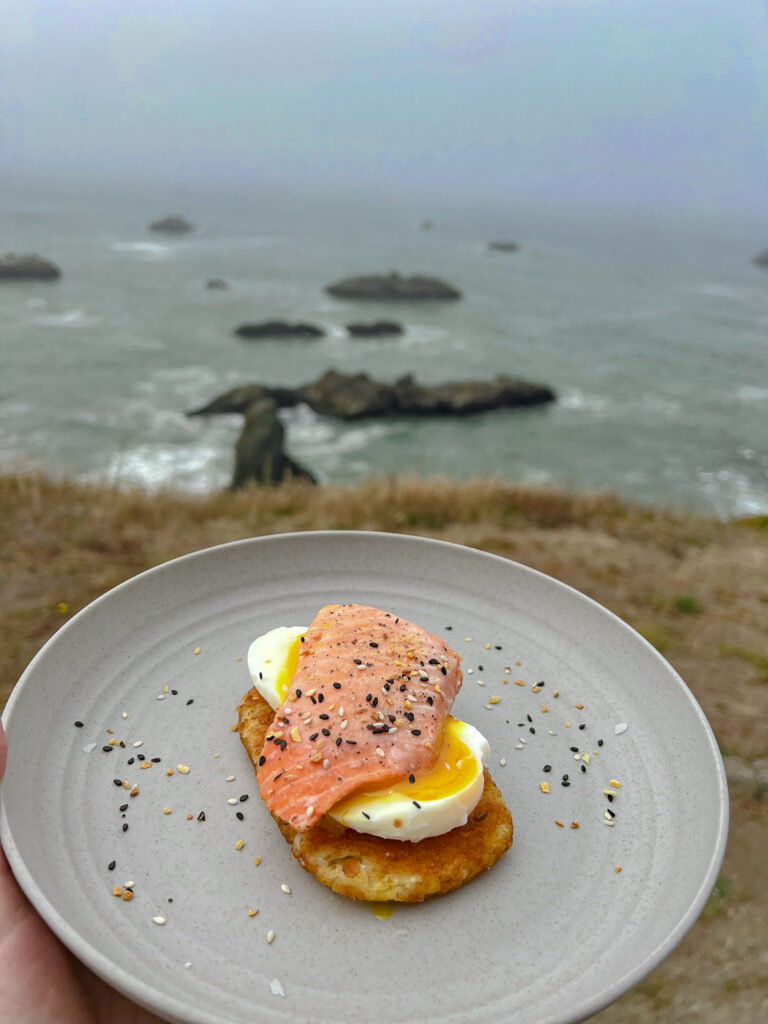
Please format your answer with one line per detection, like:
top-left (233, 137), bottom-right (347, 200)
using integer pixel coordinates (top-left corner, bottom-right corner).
top-left (0, 530), bottom-right (730, 1024)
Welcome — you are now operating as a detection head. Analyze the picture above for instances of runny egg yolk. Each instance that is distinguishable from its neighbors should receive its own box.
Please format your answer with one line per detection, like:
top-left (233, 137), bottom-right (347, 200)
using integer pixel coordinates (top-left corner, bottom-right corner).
top-left (271, 634), bottom-right (301, 704)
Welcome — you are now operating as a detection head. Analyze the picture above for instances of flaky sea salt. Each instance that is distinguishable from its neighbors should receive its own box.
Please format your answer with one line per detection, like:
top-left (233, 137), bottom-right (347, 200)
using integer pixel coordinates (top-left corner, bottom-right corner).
top-left (269, 978), bottom-right (285, 997)
top-left (614, 723), bottom-right (628, 735)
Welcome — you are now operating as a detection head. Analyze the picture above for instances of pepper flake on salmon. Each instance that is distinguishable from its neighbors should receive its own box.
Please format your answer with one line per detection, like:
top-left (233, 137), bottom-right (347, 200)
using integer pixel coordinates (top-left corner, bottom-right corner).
top-left (255, 604), bottom-right (463, 831)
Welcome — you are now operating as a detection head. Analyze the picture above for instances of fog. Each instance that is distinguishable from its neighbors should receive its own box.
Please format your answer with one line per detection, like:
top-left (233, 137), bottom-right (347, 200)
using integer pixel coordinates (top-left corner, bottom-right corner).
top-left (2, 0), bottom-right (767, 212)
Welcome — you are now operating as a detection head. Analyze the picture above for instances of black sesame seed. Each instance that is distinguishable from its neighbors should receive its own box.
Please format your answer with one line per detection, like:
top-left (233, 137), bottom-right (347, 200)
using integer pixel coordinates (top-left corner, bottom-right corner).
top-left (362, 811), bottom-right (371, 820)
top-left (495, 645), bottom-right (502, 650)
top-left (580, 764), bottom-right (587, 773)
top-left (119, 803), bottom-right (128, 811)
top-left (239, 794), bottom-right (248, 802)
top-left (570, 746), bottom-right (579, 752)
top-left (365, 693), bottom-right (372, 702)
top-left (122, 823), bottom-right (129, 832)
top-left (399, 684), bottom-right (407, 692)
top-left (353, 658), bottom-right (363, 665)
top-left (335, 737), bottom-right (342, 746)
top-left (102, 745), bottom-right (113, 752)
top-left (333, 682), bottom-right (342, 690)
top-left (428, 658), bottom-right (439, 665)
top-left (404, 712), bottom-right (415, 722)
top-left (409, 774), bottom-right (416, 784)
top-left (319, 713), bottom-right (330, 720)
top-left (74, 720), bottom-right (84, 728)
top-left (113, 778), bottom-right (123, 787)
top-left (317, 692), bottom-right (324, 703)
top-left (607, 793), bottom-right (614, 802)
top-left (413, 800), bottom-right (422, 809)
top-left (137, 753), bottom-right (145, 761)
top-left (371, 697), bottom-right (379, 707)
top-left (440, 665), bottom-right (447, 675)
top-left (411, 729), bottom-right (422, 736)
top-left (295, 689), bottom-right (302, 698)
top-left (258, 672), bottom-right (263, 680)
top-left (562, 774), bottom-right (569, 781)
top-left (345, 739), bottom-right (357, 745)
top-left (561, 780), bottom-right (570, 787)
top-left (537, 680), bottom-right (545, 687)
top-left (322, 728), bottom-right (331, 736)
top-left (369, 642), bottom-right (379, 648)
top-left (186, 699), bottom-right (194, 706)
top-left (258, 755), bottom-right (266, 766)
top-left (607, 808), bottom-right (616, 818)
top-left (598, 739), bottom-right (604, 747)
top-left (236, 811), bottom-right (244, 820)
top-left (108, 860), bottom-right (116, 871)
top-left (127, 757), bottom-right (134, 765)
top-left (427, 696), bottom-right (434, 705)
top-left (309, 732), bottom-right (319, 741)
top-left (526, 714), bottom-right (532, 723)
top-left (579, 724), bottom-right (586, 730)
top-left (280, 740), bottom-right (287, 750)
top-left (151, 757), bottom-right (161, 763)
top-left (529, 727), bottom-right (536, 734)
top-left (543, 764), bottom-right (552, 772)
top-left (478, 665), bottom-right (484, 671)
top-left (197, 811), bottom-right (206, 821)
top-left (171, 689), bottom-right (178, 695)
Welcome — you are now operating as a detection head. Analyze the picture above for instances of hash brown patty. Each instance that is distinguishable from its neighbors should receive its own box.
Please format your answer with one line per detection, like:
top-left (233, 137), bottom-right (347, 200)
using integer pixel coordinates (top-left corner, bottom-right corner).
top-left (237, 686), bottom-right (513, 902)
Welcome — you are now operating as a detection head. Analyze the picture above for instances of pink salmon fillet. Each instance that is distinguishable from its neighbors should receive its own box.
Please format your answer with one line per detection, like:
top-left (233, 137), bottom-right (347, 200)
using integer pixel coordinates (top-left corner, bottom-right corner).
top-left (256, 603), bottom-right (462, 831)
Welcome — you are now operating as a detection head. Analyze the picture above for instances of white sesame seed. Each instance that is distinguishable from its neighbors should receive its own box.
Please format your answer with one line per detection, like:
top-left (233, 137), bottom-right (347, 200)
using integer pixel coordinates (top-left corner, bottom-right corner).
top-left (340, 719), bottom-right (348, 730)
top-left (467, 668), bottom-right (474, 674)
top-left (226, 775), bottom-right (236, 782)
top-left (121, 711), bottom-right (128, 719)
top-left (322, 758), bottom-right (330, 770)
top-left (548, 730), bottom-right (557, 736)
top-left (267, 930), bottom-right (275, 944)
top-left (615, 723), bottom-right (628, 735)
top-left (280, 883), bottom-right (291, 894)
top-left (604, 819), bottom-right (616, 827)
top-left (375, 747), bottom-right (385, 757)
top-left (184, 962), bottom-right (192, 969)
top-left (515, 743), bottom-right (524, 750)
top-left (82, 742), bottom-right (96, 753)
top-left (133, 740), bottom-right (143, 748)
top-left (305, 805), bottom-right (314, 817)
top-left (476, 680), bottom-right (486, 687)
top-left (153, 916), bottom-right (166, 925)
top-left (484, 704), bottom-right (493, 710)
top-left (227, 798), bottom-right (238, 805)
top-left (269, 978), bottom-right (285, 997)
top-left (499, 758), bottom-right (507, 766)
top-left (156, 694), bottom-right (166, 701)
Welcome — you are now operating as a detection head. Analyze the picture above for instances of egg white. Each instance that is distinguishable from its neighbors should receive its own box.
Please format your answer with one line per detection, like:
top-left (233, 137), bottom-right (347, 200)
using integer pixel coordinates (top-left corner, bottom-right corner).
top-left (247, 625), bottom-right (490, 842)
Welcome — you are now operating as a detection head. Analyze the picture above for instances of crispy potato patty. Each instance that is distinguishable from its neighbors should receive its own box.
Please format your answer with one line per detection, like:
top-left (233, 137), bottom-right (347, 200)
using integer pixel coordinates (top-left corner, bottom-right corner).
top-left (237, 686), bottom-right (513, 902)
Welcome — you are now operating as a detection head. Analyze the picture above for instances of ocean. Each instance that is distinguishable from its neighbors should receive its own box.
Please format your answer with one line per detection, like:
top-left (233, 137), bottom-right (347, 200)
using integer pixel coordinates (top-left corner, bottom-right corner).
top-left (2, 174), bottom-right (766, 519)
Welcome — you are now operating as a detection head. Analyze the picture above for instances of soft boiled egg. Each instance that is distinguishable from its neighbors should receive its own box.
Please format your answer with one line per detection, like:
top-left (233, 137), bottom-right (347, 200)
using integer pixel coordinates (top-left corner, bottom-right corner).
top-left (247, 625), bottom-right (490, 843)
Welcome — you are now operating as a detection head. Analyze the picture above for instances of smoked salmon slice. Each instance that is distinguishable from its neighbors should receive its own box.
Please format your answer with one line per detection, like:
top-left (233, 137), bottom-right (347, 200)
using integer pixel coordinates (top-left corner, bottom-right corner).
top-left (256, 604), bottom-right (463, 831)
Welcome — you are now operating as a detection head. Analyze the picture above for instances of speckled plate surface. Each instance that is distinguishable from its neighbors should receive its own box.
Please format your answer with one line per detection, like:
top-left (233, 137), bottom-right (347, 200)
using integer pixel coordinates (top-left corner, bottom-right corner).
top-left (0, 532), bottom-right (727, 1024)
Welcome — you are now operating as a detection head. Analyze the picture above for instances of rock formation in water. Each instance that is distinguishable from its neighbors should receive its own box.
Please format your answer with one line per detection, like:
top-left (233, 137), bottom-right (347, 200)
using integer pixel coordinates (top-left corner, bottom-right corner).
top-left (206, 278), bottom-right (228, 290)
top-left (234, 320), bottom-right (325, 339)
top-left (148, 216), bottom-right (195, 234)
top-left (325, 272), bottom-right (461, 301)
top-left (488, 241), bottom-right (519, 253)
top-left (0, 253), bottom-right (61, 281)
top-left (346, 320), bottom-right (404, 337)
top-left (751, 249), bottom-right (768, 268)
top-left (189, 369), bottom-right (556, 421)
top-left (231, 398), bottom-right (316, 489)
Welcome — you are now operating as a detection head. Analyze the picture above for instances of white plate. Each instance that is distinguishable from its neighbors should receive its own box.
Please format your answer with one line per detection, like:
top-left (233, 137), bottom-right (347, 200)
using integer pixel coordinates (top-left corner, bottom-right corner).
top-left (0, 532), bottom-right (727, 1024)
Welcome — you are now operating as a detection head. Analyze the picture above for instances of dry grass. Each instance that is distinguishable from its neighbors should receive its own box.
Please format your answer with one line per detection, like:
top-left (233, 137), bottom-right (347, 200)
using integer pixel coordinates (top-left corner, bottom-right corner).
top-left (2, 469), bottom-right (767, 1021)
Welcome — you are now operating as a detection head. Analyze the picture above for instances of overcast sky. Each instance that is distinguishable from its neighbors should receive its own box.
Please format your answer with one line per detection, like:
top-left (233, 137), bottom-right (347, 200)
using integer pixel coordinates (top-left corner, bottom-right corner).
top-left (1, 0), bottom-right (767, 212)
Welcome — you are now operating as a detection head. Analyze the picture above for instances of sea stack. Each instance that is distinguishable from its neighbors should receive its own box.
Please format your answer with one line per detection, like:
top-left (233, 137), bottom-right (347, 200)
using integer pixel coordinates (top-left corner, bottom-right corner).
top-left (326, 272), bottom-right (461, 301)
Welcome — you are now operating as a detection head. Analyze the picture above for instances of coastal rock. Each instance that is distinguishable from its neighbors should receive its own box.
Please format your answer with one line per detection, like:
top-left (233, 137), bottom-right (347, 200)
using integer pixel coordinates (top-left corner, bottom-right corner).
top-left (296, 370), bottom-right (397, 419)
top-left (188, 384), bottom-right (299, 417)
top-left (0, 253), bottom-right (61, 281)
top-left (148, 215), bottom-right (195, 234)
top-left (393, 374), bottom-right (555, 414)
top-left (234, 320), bottom-right (325, 339)
top-left (488, 241), bottom-right (519, 253)
top-left (206, 278), bottom-right (228, 290)
top-left (346, 319), bottom-right (404, 338)
top-left (189, 370), bottom-right (556, 422)
top-left (325, 272), bottom-right (461, 301)
top-left (232, 398), bottom-right (316, 489)
top-left (751, 249), bottom-right (768, 268)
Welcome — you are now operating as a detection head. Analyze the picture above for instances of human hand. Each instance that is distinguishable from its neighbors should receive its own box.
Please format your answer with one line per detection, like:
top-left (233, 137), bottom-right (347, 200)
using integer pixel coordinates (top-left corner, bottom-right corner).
top-left (0, 722), bottom-right (166, 1024)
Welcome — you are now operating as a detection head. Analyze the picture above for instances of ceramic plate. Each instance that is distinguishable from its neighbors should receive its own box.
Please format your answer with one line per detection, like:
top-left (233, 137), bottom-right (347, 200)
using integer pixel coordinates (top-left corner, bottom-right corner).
top-left (0, 532), bottom-right (727, 1024)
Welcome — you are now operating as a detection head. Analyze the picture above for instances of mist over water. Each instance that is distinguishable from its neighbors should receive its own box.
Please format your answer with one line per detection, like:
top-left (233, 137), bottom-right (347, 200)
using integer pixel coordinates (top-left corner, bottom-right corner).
top-left (1, 175), bottom-right (766, 518)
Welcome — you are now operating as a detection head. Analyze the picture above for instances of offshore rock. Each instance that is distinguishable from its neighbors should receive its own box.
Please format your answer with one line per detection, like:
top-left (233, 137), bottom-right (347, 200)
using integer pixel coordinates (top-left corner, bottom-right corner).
top-left (189, 370), bottom-right (556, 422)
top-left (232, 398), bottom-right (316, 489)
top-left (234, 320), bottom-right (325, 339)
top-left (206, 278), bottom-right (228, 290)
top-left (751, 249), bottom-right (768, 268)
top-left (346, 319), bottom-right (404, 337)
top-left (488, 241), bottom-right (519, 253)
top-left (326, 272), bottom-right (461, 301)
top-left (0, 253), bottom-right (61, 281)
top-left (148, 216), bottom-right (195, 234)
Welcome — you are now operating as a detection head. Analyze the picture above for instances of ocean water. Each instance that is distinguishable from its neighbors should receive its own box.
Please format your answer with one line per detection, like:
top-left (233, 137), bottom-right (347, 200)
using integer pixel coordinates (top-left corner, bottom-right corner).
top-left (1, 174), bottom-right (766, 518)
